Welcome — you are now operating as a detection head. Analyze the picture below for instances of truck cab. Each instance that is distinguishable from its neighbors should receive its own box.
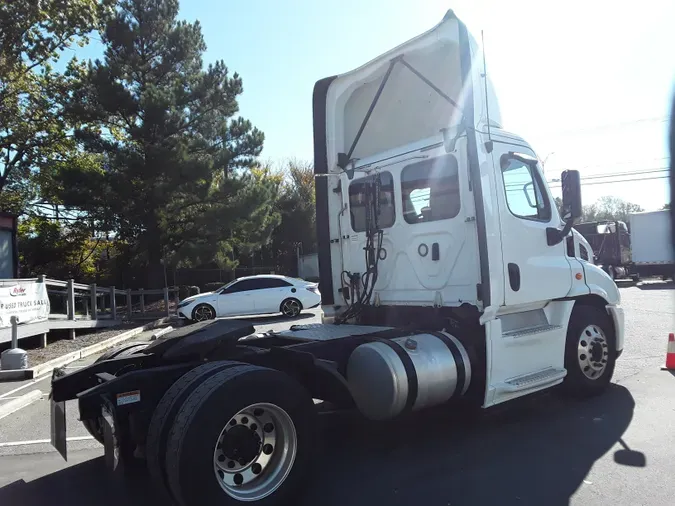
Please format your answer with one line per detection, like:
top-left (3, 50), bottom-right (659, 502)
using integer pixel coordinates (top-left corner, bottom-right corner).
top-left (313, 9), bottom-right (624, 407)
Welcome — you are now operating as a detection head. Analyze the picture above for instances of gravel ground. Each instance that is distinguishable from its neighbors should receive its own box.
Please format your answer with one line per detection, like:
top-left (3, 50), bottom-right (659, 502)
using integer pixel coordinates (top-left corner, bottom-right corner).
top-left (20, 323), bottom-right (141, 367)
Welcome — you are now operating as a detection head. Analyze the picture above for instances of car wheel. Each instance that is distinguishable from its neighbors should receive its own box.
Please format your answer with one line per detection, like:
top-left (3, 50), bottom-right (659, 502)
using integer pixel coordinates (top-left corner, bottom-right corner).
top-left (193, 303), bottom-right (216, 322)
top-left (561, 305), bottom-right (616, 397)
top-left (280, 298), bottom-right (302, 318)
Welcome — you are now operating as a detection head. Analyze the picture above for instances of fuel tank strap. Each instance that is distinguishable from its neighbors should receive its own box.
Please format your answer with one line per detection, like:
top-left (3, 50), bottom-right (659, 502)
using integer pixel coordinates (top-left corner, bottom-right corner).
top-left (428, 331), bottom-right (466, 398)
top-left (372, 338), bottom-right (418, 414)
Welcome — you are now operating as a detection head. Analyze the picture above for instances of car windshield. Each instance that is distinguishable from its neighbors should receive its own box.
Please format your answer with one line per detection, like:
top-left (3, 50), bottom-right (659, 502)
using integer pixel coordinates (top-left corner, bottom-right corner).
top-left (217, 280), bottom-right (238, 293)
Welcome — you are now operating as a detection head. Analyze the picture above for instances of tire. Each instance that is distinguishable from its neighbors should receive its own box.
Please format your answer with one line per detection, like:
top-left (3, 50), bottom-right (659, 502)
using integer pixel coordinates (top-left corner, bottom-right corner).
top-left (279, 298), bottom-right (302, 318)
top-left (561, 305), bottom-right (616, 397)
top-left (82, 342), bottom-right (150, 444)
top-left (146, 361), bottom-right (243, 503)
top-left (165, 366), bottom-right (317, 506)
top-left (192, 303), bottom-right (216, 322)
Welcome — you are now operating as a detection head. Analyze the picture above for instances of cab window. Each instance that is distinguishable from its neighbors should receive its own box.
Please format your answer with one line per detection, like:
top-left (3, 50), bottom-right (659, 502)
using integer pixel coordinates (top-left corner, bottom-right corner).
top-left (401, 155), bottom-right (460, 224)
top-left (349, 172), bottom-right (395, 232)
top-left (501, 156), bottom-right (551, 222)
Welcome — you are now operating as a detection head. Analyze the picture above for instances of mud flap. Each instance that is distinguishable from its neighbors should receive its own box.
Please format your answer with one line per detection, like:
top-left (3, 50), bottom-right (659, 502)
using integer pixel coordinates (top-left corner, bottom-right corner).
top-left (50, 397), bottom-right (67, 461)
top-left (102, 403), bottom-right (121, 472)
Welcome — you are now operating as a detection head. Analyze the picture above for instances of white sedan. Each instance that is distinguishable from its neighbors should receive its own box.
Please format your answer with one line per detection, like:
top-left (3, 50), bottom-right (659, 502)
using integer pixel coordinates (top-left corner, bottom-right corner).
top-left (176, 275), bottom-right (321, 322)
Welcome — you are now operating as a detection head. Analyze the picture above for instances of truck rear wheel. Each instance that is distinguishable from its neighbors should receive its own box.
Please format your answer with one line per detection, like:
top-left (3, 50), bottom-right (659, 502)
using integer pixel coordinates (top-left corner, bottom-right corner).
top-left (165, 365), bottom-right (316, 506)
top-left (562, 305), bottom-right (616, 397)
top-left (82, 342), bottom-right (150, 443)
top-left (146, 361), bottom-right (243, 502)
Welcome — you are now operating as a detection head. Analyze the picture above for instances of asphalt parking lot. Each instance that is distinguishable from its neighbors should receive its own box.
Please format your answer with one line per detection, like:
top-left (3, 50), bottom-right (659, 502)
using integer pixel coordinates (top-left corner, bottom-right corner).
top-left (0, 286), bottom-right (674, 506)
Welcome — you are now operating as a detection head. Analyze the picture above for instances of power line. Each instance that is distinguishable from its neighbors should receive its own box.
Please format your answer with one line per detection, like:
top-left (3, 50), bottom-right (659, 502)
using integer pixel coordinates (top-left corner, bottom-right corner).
top-left (549, 174), bottom-right (669, 189)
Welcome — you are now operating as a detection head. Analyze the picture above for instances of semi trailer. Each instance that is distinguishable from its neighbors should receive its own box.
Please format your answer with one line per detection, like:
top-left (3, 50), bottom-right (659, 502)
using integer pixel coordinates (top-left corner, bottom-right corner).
top-left (49, 9), bottom-right (624, 506)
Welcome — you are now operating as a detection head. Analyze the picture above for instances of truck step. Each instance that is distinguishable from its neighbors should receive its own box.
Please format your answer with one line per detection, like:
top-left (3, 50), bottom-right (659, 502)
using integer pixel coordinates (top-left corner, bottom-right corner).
top-left (503, 324), bottom-right (561, 338)
top-left (500, 367), bottom-right (567, 392)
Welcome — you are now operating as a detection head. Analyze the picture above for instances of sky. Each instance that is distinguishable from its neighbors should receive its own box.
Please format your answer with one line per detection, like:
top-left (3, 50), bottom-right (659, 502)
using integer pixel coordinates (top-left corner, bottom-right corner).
top-left (73, 0), bottom-right (674, 210)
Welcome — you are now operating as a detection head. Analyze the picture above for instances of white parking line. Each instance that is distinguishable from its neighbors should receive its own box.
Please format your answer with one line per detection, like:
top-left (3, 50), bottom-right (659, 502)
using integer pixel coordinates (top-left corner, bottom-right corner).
top-left (0, 374), bottom-right (50, 401)
top-left (0, 436), bottom-right (94, 448)
top-left (0, 363), bottom-right (89, 401)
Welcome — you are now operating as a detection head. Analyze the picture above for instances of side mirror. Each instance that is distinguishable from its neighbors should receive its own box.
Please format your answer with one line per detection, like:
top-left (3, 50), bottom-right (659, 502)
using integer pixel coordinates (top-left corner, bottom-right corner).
top-left (561, 170), bottom-right (582, 220)
top-left (547, 169), bottom-right (582, 246)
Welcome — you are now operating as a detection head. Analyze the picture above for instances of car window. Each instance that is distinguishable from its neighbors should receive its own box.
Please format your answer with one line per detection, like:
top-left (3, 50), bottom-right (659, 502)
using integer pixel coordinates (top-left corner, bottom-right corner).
top-left (349, 171), bottom-right (395, 232)
top-left (223, 279), bottom-right (258, 293)
top-left (501, 156), bottom-right (551, 222)
top-left (401, 154), bottom-right (460, 224)
top-left (263, 278), bottom-right (292, 288)
top-left (579, 244), bottom-right (590, 261)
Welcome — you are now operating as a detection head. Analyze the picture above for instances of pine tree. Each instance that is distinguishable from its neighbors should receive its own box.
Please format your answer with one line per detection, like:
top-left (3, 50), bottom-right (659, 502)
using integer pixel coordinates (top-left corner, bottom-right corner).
top-left (59, 0), bottom-right (278, 286)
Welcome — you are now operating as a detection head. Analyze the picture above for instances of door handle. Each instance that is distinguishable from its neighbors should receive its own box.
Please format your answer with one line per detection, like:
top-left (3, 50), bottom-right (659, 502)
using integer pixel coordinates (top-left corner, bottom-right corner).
top-left (508, 263), bottom-right (521, 291)
top-left (431, 242), bottom-right (440, 261)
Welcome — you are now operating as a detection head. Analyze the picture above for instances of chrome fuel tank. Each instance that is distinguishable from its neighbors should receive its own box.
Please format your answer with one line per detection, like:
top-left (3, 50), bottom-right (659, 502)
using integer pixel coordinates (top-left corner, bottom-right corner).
top-left (346, 332), bottom-right (472, 420)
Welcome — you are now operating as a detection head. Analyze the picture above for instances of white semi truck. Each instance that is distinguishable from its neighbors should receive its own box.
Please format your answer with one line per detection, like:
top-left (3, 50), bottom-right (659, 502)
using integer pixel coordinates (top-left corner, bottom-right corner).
top-left (49, 10), bottom-right (624, 506)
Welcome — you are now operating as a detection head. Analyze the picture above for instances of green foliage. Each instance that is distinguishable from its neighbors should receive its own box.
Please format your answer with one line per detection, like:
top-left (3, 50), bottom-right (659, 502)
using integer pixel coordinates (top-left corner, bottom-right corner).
top-left (18, 216), bottom-right (115, 281)
top-left (269, 159), bottom-right (316, 274)
top-left (272, 159), bottom-right (316, 251)
top-left (0, 0), bottom-right (110, 210)
top-left (581, 196), bottom-right (643, 224)
top-left (56, 0), bottom-right (278, 285)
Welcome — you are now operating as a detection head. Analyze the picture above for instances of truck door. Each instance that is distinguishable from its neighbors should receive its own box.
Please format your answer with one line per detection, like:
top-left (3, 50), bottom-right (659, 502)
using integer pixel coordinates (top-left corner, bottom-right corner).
top-left (493, 144), bottom-right (572, 307)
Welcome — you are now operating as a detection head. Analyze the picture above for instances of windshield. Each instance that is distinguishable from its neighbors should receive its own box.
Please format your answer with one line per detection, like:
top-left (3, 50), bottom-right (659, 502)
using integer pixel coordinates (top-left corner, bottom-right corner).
top-left (217, 280), bottom-right (238, 293)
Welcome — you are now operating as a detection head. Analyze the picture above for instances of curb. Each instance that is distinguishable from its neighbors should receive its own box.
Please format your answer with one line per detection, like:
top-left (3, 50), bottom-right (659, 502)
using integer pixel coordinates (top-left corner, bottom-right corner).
top-left (0, 390), bottom-right (43, 420)
top-left (0, 316), bottom-right (176, 382)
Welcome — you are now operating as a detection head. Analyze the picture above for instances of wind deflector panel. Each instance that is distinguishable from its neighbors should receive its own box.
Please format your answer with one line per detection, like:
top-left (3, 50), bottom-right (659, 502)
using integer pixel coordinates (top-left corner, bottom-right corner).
top-left (340, 44), bottom-right (464, 163)
top-left (313, 76), bottom-right (338, 305)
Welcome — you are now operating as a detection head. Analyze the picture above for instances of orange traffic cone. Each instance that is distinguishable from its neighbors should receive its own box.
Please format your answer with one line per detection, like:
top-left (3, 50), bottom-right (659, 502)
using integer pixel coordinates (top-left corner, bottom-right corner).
top-left (663, 333), bottom-right (675, 370)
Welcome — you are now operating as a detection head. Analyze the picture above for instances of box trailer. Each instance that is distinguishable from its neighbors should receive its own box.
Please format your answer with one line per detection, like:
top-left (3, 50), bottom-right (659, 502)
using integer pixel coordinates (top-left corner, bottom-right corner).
top-left (629, 210), bottom-right (675, 279)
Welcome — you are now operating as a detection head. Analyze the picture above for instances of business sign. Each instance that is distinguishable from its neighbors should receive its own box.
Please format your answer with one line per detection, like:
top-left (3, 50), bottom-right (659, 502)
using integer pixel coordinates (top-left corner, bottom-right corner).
top-left (0, 281), bottom-right (50, 328)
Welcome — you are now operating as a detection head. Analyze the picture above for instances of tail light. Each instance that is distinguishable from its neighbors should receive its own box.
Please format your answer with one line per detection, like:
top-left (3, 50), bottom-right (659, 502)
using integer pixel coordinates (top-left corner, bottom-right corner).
top-left (306, 285), bottom-right (320, 294)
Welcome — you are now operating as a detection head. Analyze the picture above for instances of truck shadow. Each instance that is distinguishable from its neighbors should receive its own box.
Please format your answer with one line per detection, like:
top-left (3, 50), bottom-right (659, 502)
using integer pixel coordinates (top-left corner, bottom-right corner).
top-left (307, 384), bottom-right (639, 506)
top-left (0, 385), bottom-right (638, 506)
top-left (226, 311), bottom-right (316, 325)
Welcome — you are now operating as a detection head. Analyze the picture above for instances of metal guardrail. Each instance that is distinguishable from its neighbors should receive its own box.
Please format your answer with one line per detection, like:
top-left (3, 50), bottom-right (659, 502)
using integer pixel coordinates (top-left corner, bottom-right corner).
top-left (2, 276), bottom-right (180, 321)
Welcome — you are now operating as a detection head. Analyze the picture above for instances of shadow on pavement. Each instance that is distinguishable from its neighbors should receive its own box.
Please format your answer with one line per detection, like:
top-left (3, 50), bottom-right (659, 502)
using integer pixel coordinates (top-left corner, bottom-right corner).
top-left (232, 311), bottom-right (315, 325)
top-left (0, 384), bottom-right (639, 506)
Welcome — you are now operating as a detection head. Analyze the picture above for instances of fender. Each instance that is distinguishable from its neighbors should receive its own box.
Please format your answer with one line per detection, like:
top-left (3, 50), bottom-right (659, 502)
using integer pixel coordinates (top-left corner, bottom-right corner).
top-left (563, 262), bottom-right (623, 354)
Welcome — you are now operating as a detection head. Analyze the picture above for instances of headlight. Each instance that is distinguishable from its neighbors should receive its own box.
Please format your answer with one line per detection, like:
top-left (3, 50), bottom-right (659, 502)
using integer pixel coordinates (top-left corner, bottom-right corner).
top-left (177, 300), bottom-right (191, 309)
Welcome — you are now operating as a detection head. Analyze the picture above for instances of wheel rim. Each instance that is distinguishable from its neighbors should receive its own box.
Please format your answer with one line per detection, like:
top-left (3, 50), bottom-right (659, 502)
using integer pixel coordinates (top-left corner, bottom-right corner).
top-left (195, 305), bottom-right (214, 321)
top-left (213, 403), bottom-right (297, 502)
top-left (281, 300), bottom-right (300, 317)
top-left (577, 325), bottom-right (609, 380)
